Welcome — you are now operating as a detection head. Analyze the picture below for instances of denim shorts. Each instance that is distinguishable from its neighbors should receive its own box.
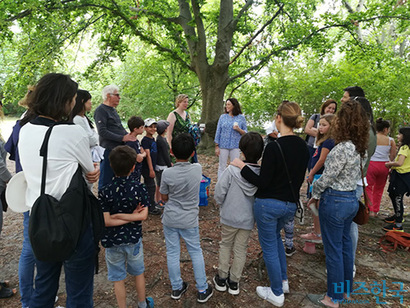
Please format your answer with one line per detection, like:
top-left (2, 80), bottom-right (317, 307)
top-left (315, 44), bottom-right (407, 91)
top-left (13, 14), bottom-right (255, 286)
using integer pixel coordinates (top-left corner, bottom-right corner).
top-left (105, 239), bottom-right (144, 281)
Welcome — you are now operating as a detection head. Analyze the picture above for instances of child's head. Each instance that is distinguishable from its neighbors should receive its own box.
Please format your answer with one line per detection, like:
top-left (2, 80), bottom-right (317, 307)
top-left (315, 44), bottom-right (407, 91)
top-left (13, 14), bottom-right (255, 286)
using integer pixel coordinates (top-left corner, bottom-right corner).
top-left (156, 120), bottom-right (170, 136)
top-left (171, 133), bottom-right (195, 160)
top-left (109, 145), bottom-right (137, 177)
top-left (239, 132), bottom-right (263, 163)
top-left (128, 116), bottom-right (145, 134)
top-left (144, 118), bottom-right (157, 136)
top-left (398, 127), bottom-right (410, 147)
top-left (375, 118), bottom-right (390, 133)
top-left (316, 114), bottom-right (335, 146)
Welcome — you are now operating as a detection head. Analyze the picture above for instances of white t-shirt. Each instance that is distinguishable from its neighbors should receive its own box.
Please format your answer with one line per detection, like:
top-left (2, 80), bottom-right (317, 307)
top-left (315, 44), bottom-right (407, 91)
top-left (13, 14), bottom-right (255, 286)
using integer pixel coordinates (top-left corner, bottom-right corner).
top-left (73, 115), bottom-right (99, 148)
top-left (19, 122), bottom-right (94, 208)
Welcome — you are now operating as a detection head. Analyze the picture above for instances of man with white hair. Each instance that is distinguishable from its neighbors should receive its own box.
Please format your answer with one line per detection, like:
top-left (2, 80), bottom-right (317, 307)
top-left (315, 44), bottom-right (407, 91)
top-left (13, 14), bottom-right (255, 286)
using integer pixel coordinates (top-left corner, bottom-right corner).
top-left (94, 85), bottom-right (136, 190)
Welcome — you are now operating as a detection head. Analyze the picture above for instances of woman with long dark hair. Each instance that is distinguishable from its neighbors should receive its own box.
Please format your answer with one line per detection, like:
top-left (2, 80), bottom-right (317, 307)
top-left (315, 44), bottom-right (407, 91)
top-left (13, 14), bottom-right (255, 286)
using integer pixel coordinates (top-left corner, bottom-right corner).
top-left (70, 89), bottom-right (104, 162)
top-left (19, 73), bottom-right (99, 307)
top-left (307, 99), bottom-right (369, 308)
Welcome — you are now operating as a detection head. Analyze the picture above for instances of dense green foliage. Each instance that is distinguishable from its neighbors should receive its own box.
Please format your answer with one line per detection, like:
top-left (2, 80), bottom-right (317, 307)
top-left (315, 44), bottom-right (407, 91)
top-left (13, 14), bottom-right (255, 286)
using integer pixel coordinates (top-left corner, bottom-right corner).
top-left (0, 0), bottom-right (409, 135)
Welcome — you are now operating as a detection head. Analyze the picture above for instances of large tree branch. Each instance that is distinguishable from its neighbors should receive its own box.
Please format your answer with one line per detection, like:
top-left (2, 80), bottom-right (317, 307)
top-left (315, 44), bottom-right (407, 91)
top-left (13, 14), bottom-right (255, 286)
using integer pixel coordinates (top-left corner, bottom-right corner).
top-left (232, 0), bottom-right (254, 30)
top-left (177, 0), bottom-right (199, 68)
top-left (230, 4), bottom-right (284, 65)
top-left (191, 0), bottom-right (207, 62)
top-left (129, 6), bottom-right (179, 24)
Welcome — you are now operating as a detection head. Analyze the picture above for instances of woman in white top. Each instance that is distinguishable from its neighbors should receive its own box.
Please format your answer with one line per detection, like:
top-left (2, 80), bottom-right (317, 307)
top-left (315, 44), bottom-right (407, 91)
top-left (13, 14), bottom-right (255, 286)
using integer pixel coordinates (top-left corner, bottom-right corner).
top-left (366, 118), bottom-right (396, 216)
top-left (70, 89), bottom-right (104, 162)
top-left (19, 73), bottom-right (100, 307)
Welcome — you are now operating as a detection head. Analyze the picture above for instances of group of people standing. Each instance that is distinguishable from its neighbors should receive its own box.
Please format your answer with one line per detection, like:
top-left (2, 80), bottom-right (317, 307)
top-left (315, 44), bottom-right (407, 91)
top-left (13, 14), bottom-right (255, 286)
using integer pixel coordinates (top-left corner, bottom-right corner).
top-left (0, 74), bottom-right (408, 308)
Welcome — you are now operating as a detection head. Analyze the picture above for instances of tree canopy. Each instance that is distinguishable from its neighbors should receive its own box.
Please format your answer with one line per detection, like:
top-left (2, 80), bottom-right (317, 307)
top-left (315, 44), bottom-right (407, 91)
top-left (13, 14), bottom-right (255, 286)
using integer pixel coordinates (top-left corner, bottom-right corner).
top-left (1, 0), bottom-right (409, 141)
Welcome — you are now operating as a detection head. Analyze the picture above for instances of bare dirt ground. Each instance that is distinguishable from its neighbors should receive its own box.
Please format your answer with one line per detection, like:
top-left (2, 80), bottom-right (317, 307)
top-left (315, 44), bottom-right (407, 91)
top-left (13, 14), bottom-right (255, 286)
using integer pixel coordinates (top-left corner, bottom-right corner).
top-left (0, 136), bottom-right (409, 307)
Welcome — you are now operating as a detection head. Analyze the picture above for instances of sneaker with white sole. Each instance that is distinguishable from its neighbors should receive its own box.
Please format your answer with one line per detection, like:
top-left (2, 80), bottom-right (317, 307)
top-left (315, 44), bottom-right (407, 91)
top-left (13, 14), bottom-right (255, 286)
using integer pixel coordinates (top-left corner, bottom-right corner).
top-left (282, 280), bottom-right (289, 294)
top-left (213, 274), bottom-right (227, 292)
top-left (227, 278), bottom-right (239, 295)
top-left (256, 286), bottom-right (284, 307)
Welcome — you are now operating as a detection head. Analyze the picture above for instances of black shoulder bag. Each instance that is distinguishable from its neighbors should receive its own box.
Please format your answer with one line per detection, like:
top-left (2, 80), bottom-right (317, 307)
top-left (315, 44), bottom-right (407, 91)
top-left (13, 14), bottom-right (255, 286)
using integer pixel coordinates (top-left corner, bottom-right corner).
top-left (29, 124), bottom-right (104, 267)
top-left (274, 140), bottom-right (305, 224)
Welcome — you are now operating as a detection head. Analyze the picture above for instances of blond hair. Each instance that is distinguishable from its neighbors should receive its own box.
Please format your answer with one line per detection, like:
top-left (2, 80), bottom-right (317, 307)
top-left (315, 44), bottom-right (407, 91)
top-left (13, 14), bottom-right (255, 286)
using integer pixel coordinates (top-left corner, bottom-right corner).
top-left (175, 94), bottom-right (188, 108)
top-left (277, 101), bottom-right (304, 129)
top-left (316, 114), bottom-right (335, 146)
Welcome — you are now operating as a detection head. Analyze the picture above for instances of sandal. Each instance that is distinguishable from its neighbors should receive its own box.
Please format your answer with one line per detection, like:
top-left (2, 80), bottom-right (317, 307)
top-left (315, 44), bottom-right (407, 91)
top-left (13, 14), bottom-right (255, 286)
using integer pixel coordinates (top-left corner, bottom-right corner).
top-left (0, 285), bottom-right (17, 298)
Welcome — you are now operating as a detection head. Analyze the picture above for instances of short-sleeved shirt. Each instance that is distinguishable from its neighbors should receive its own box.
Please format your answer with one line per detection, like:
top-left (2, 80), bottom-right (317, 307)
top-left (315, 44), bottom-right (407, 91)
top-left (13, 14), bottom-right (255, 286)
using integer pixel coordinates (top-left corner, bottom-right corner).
top-left (310, 139), bottom-right (335, 173)
top-left (125, 140), bottom-right (142, 182)
top-left (141, 136), bottom-right (157, 171)
top-left (160, 162), bottom-right (202, 229)
top-left (99, 176), bottom-right (150, 248)
top-left (393, 145), bottom-right (410, 174)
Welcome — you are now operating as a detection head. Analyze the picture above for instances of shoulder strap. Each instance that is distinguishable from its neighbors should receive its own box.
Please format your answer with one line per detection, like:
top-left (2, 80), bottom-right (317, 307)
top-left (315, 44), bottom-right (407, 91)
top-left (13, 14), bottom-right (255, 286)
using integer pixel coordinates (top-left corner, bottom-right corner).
top-left (274, 140), bottom-right (299, 206)
top-left (39, 125), bottom-right (56, 195)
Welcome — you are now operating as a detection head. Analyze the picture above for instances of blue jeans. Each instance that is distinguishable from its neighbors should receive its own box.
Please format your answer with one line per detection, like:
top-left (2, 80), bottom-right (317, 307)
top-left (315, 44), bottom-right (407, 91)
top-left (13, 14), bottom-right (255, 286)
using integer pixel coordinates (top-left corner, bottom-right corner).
top-left (19, 211), bottom-right (35, 307)
top-left (29, 226), bottom-right (95, 308)
top-left (98, 149), bottom-right (114, 191)
top-left (319, 188), bottom-right (358, 301)
top-left (163, 226), bottom-right (208, 291)
top-left (254, 198), bottom-right (296, 296)
top-left (350, 185), bottom-right (363, 263)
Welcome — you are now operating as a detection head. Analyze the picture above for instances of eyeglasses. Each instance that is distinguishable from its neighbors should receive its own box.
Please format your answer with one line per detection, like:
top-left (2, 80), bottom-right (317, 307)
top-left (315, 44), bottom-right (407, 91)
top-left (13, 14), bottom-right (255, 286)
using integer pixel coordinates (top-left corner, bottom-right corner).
top-left (109, 93), bottom-right (120, 97)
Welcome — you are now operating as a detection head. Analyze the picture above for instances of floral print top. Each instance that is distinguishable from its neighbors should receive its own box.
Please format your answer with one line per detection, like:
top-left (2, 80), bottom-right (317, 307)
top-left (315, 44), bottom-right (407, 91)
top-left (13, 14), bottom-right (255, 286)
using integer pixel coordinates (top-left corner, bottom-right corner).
top-left (214, 113), bottom-right (247, 149)
top-left (312, 141), bottom-right (366, 199)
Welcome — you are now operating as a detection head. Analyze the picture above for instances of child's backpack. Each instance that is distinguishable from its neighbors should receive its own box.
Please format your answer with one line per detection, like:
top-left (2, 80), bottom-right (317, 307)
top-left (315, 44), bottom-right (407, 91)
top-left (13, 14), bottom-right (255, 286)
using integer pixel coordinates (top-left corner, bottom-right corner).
top-left (379, 231), bottom-right (410, 252)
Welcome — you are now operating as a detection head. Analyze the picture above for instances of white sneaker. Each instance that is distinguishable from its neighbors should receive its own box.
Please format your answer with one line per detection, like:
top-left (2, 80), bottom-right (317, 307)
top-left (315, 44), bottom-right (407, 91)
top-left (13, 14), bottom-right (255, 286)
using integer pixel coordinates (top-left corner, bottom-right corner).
top-left (282, 280), bottom-right (289, 294)
top-left (353, 264), bottom-right (356, 278)
top-left (256, 286), bottom-right (284, 307)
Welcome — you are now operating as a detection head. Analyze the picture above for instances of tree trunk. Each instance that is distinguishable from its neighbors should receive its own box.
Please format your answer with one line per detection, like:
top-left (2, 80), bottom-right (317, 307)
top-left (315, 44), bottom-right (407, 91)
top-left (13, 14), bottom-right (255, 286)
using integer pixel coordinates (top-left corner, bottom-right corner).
top-left (197, 67), bottom-right (229, 150)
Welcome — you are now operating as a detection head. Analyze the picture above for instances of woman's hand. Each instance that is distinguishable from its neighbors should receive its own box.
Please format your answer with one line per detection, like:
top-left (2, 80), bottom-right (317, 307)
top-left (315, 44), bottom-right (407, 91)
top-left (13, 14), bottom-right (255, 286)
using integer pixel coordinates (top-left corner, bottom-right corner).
top-left (215, 146), bottom-right (220, 157)
top-left (86, 163), bottom-right (100, 183)
top-left (231, 158), bottom-right (245, 169)
top-left (307, 198), bottom-right (319, 208)
top-left (307, 172), bottom-right (314, 184)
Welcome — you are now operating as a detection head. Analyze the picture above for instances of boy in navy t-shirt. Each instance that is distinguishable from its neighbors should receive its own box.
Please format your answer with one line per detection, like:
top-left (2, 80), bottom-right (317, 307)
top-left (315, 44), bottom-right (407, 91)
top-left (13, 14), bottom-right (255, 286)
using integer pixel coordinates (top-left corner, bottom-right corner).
top-left (99, 145), bottom-right (153, 308)
top-left (141, 118), bottom-right (161, 215)
top-left (126, 116), bottom-right (146, 183)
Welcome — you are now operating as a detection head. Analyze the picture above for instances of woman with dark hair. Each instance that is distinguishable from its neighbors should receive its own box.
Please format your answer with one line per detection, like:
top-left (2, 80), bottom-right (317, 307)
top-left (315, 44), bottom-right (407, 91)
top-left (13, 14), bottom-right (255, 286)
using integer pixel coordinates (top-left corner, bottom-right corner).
top-left (70, 89), bottom-right (104, 162)
top-left (366, 118), bottom-right (396, 216)
top-left (18, 73), bottom-right (99, 308)
top-left (307, 99), bottom-right (369, 308)
top-left (214, 98), bottom-right (247, 178)
top-left (232, 101), bottom-right (309, 307)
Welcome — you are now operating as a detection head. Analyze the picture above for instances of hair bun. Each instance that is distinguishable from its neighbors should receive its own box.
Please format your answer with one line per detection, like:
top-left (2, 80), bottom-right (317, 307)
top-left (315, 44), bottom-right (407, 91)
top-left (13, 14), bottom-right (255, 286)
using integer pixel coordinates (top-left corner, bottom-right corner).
top-left (376, 117), bottom-right (383, 123)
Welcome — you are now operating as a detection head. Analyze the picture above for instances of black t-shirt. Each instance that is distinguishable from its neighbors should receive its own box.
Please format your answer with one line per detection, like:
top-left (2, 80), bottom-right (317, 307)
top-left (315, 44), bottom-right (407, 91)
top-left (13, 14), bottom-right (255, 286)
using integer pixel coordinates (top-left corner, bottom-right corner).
top-left (241, 135), bottom-right (309, 201)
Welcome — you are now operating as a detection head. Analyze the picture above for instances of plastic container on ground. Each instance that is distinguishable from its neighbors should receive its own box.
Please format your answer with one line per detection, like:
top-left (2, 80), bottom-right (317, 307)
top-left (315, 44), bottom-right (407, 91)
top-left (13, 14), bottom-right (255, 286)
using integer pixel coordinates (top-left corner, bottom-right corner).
top-left (199, 175), bottom-right (211, 206)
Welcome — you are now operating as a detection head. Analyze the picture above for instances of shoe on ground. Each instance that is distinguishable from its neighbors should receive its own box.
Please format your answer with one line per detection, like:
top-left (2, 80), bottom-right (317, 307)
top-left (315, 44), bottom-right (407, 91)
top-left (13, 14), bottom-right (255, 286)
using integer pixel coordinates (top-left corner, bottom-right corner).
top-left (282, 280), bottom-right (289, 294)
top-left (307, 293), bottom-right (329, 307)
top-left (384, 215), bottom-right (396, 223)
top-left (383, 215), bottom-right (404, 224)
top-left (300, 232), bottom-right (322, 243)
top-left (285, 246), bottom-right (296, 257)
top-left (256, 286), bottom-right (284, 307)
top-left (197, 285), bottom-right (213, 303)
top-left (353, 264), bottom-right (356, 279)
top-left (145, 297), bottom-right (154, 308)
top-left (149, 207), bottom-right (162, 215)
top-left (227, 278), bottom-right (239, 295)
top-left (171, 281), bottom-right (188, 300)
top-left (383, 223), bottom-right (404, 232)
top-left (213, 274), bottom-right (227, 292)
